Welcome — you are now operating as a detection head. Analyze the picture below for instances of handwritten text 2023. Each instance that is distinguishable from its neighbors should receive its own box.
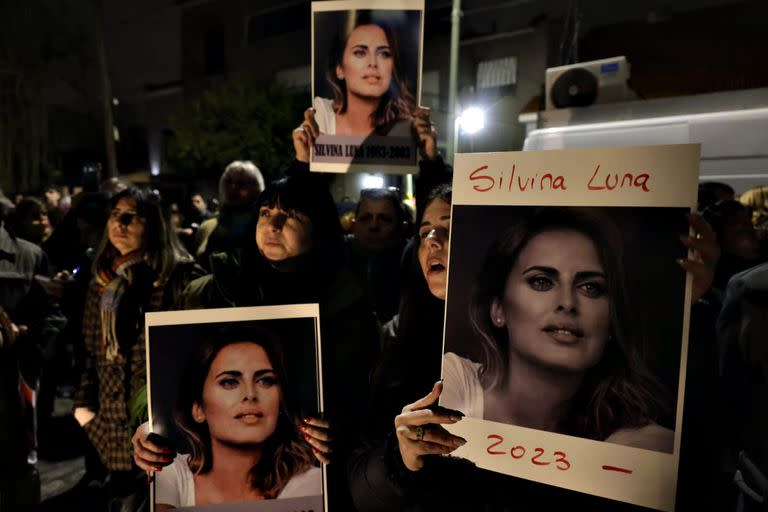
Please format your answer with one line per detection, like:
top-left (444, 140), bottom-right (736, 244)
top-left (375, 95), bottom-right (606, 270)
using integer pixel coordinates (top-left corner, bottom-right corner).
top-left (486, 434), bottom-right (571, 471)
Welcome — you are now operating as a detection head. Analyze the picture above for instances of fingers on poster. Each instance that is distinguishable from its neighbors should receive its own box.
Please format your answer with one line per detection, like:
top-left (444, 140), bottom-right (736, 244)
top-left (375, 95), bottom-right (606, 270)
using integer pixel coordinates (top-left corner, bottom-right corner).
top-left (145, 304), bottom-right (326, 512)
top-left (439, 144), bottom-right (700, 510)
top-left (311, 0), bottom-right (424, 174)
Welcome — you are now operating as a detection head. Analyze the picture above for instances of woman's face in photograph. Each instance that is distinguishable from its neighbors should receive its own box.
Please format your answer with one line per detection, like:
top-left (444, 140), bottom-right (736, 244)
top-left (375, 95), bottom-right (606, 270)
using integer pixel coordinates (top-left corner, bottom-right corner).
top-left (337, 24), bottom-right (394, 101)
top-left (491, 229), bottom-right (611, 374)
top-left (194, 342), bottom-right (281, 446)
top-left (256, 205), bottom-right (314, 262)
top-left (418, 199), bottom-right (451, 300)
top-left (107, 197), bottom-right (145, 255)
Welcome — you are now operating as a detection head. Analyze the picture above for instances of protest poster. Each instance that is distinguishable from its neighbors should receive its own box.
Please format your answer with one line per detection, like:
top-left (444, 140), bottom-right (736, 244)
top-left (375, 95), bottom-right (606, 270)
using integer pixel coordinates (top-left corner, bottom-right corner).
top-left (310, 0), bottom-right (424, 174)
top-left (145, 304), bottom-right (325, 511)
top-left (439, 144), bottom-right (700, 510)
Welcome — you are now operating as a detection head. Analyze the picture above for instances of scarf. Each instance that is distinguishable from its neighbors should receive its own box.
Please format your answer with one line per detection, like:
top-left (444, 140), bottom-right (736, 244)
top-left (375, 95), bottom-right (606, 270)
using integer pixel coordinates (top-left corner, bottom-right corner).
top-left (96, 250), bottom-right (149, 362)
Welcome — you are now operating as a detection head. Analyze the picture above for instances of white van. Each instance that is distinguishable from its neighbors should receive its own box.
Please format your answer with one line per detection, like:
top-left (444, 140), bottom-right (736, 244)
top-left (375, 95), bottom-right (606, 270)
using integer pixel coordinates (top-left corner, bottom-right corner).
top-left (523, 89), bottom-right (768, 194)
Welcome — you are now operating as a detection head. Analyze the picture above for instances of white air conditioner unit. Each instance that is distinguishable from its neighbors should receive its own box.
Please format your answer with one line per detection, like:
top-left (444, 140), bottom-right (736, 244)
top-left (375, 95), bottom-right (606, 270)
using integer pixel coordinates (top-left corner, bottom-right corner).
top-left (545, 56), bottom-right (630, 111)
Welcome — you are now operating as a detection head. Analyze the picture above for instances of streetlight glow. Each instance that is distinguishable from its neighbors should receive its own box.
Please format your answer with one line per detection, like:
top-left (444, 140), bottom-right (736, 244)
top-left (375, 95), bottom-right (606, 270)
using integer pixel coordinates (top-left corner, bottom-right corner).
top-left (458, 106), bottom-right (485, 135)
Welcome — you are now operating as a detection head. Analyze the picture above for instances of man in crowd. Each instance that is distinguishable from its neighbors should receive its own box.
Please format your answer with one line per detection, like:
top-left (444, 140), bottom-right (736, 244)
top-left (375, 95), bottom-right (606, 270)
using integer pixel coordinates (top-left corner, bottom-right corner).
top-left (0, 193), bottom-right (64, 509)
top-left (345, 187), bottom-right (409, 323)
top-left (189, 193), bottom-right (212, 225)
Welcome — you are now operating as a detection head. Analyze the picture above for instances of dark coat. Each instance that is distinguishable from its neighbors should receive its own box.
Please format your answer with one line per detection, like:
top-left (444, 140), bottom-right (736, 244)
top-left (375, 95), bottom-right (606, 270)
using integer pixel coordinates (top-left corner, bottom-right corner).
top-left (73, 260), bottom-right (201, 471)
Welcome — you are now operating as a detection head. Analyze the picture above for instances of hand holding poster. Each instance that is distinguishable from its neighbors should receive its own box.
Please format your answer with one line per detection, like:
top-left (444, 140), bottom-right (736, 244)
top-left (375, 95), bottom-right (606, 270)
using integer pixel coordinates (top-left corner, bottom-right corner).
top-left (145, 305), bottom-right (325, 512)
top-left (439, 145), bottom-right (701, 510)
top-left (310, 0), bottom-right (424, 174)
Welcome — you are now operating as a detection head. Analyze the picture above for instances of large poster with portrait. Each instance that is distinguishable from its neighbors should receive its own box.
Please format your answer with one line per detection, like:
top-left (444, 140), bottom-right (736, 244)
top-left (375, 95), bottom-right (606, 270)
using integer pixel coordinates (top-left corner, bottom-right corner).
top-left (145, 305), bottom-right (325, 512)
top-left (310, 0), bottom-right (424, 174)
top-left (439, 145), bottom-right (700, 510)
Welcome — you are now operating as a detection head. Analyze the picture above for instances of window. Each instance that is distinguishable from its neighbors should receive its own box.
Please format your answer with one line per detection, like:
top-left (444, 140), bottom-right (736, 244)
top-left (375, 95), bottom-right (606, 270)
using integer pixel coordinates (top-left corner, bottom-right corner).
top-left (476, 56), bottom-right (517, 89)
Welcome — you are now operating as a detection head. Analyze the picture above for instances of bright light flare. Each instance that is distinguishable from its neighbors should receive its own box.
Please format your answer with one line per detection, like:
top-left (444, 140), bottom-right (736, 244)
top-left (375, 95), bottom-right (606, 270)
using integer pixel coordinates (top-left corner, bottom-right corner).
top-left (458, 107), bottom-right (485, 135)
top-left (361, 174), bottom-right (384, 189)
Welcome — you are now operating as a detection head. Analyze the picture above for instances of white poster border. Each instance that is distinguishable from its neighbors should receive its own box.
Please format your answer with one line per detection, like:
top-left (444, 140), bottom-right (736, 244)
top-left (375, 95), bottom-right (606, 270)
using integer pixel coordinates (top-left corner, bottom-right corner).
top-left (310, 0), bottom-right (425, 174)
top-left (441, 144), bottom-right (700, 511)
top-left (145, 303), bottom-right (325, 512)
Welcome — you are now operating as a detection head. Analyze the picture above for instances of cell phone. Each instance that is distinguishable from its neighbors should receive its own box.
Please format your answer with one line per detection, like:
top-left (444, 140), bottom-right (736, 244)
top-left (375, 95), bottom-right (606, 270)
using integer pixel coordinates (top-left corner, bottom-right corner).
top-left (146, 432), bottom-right (176, 458)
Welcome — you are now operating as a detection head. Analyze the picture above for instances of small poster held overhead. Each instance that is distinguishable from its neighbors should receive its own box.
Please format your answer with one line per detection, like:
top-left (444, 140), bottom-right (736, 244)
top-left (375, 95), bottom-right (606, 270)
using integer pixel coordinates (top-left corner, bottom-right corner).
top-left (311, 0), bottom-right (424, 174)
top-left (145, 304), bottom-right (325, 512)
top-left (439, 144), bottom-right (701, 511)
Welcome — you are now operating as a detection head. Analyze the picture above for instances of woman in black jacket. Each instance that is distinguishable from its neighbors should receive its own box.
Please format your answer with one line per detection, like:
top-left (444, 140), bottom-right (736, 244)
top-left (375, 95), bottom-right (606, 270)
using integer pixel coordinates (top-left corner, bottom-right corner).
top-left (349, 196), bottom-right (721, 511)
top-left (135, 168), bottom-right (380, 511)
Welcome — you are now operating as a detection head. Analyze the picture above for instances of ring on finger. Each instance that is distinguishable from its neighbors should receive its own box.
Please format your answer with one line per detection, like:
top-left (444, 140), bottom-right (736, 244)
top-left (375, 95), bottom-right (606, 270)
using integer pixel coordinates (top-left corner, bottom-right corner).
top-left (415, 426), bottom-right (425, 442)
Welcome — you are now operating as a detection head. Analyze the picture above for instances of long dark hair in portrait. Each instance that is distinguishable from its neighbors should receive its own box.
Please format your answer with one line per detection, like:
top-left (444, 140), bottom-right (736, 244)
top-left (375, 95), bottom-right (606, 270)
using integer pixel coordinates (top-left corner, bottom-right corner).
top-left (326, 10), bottom-right (417, 134)
top-left (174, 325), bottom-right (315, 499)
top-left (469, 206), bottom-right (669, 440)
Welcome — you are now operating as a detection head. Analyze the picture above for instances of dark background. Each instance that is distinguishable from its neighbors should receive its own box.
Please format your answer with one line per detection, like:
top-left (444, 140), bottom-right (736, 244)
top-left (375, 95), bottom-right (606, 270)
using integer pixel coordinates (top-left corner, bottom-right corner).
top-left (313, 8), bottom-right (422, 102)
top-left (444, 205), bottom-right (689, 431)
top-left (148, 316), bottom-right (320, 453)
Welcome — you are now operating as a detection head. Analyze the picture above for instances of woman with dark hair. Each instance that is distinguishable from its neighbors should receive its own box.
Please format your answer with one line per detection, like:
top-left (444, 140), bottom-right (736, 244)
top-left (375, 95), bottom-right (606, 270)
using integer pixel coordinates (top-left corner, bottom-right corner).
top-left (313, 10), bottom-right (417, 136)
top-left (134, 169), bottom-right (379, 510)
top-left (366, 183), bottom-right (453, 434)
top-left (441, 207), bottom-right (672, 451)
top-left (73, 187), bottom-right (200, 499)
top-left (155, 326), bottom-right (320, 509)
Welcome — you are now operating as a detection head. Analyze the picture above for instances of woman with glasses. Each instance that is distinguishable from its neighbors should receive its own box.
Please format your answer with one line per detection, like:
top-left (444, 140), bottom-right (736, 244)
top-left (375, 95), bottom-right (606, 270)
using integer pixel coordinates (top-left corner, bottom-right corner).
top-left (73, 187), bottom-right (201, 503)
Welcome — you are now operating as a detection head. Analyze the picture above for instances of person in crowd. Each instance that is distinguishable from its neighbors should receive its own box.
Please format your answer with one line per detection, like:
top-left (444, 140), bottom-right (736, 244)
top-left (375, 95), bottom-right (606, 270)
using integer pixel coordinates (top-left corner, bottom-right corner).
top-left (296, 103), bottom-right (446, 220)
top-left (717, 261), bottom-right (768, 509)
top-left (72, 187), bottom-right (201, 506)
top-left (196, 161), bottom-right (264, 266)
top-left (150, 325), bottom-right (321, 509)
top-left (345, 187), bottom-right (409, 323)
top-left (350, 203), bottom-right (719, 510)
top-left (134, 166), bottom-right (379, 511)
top-left (11, 197), bottom-right (52, 245)
top-left (42, 184), bottom-right (65, 229)
top-left (36, 193), bottom-right (111, 458)
top-left (698, 181), bottom-right (735, 212)
top-left (296, 102), bottom-right (449, 324)
top-left (314, 10), bottom-right (416, 137)
top-left (702, 199), bottom-right (764, 294)
top-left (0, 193), bottom-right (57, 509)
top-left (178, 194), bottom-right (212, 254)
top-left (0, 193), bottom-right (64, 396)
top-left (366, 183), bottom-right (452, 437)
top-left (739, 183), bottom-right (768, 242)
top-left (0, 305), bottom-right (41, 509)
top-left (168, 202), bottom-right (195, 253)
top-left (189, 193), bottom-right (212, 226)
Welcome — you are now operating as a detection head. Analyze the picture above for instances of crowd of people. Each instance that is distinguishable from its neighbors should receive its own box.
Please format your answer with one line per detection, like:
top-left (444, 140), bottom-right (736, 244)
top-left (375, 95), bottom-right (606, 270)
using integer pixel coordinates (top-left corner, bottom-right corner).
top-left (1, 16), bottom-right (767, 512)
top-left (1, 103), bottom-right (766, 512)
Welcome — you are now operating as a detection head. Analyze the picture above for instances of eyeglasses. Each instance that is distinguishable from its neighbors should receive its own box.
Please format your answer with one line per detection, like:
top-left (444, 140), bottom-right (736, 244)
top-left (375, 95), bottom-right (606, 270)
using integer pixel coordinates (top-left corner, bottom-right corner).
top-left (110, 210), bottom-right (143, 226)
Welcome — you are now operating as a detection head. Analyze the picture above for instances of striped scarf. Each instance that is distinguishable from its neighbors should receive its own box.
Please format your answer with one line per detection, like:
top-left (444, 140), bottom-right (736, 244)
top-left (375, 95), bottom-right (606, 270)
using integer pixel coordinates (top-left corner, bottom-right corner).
top-left (96, 250), bottom-right (148, 362)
